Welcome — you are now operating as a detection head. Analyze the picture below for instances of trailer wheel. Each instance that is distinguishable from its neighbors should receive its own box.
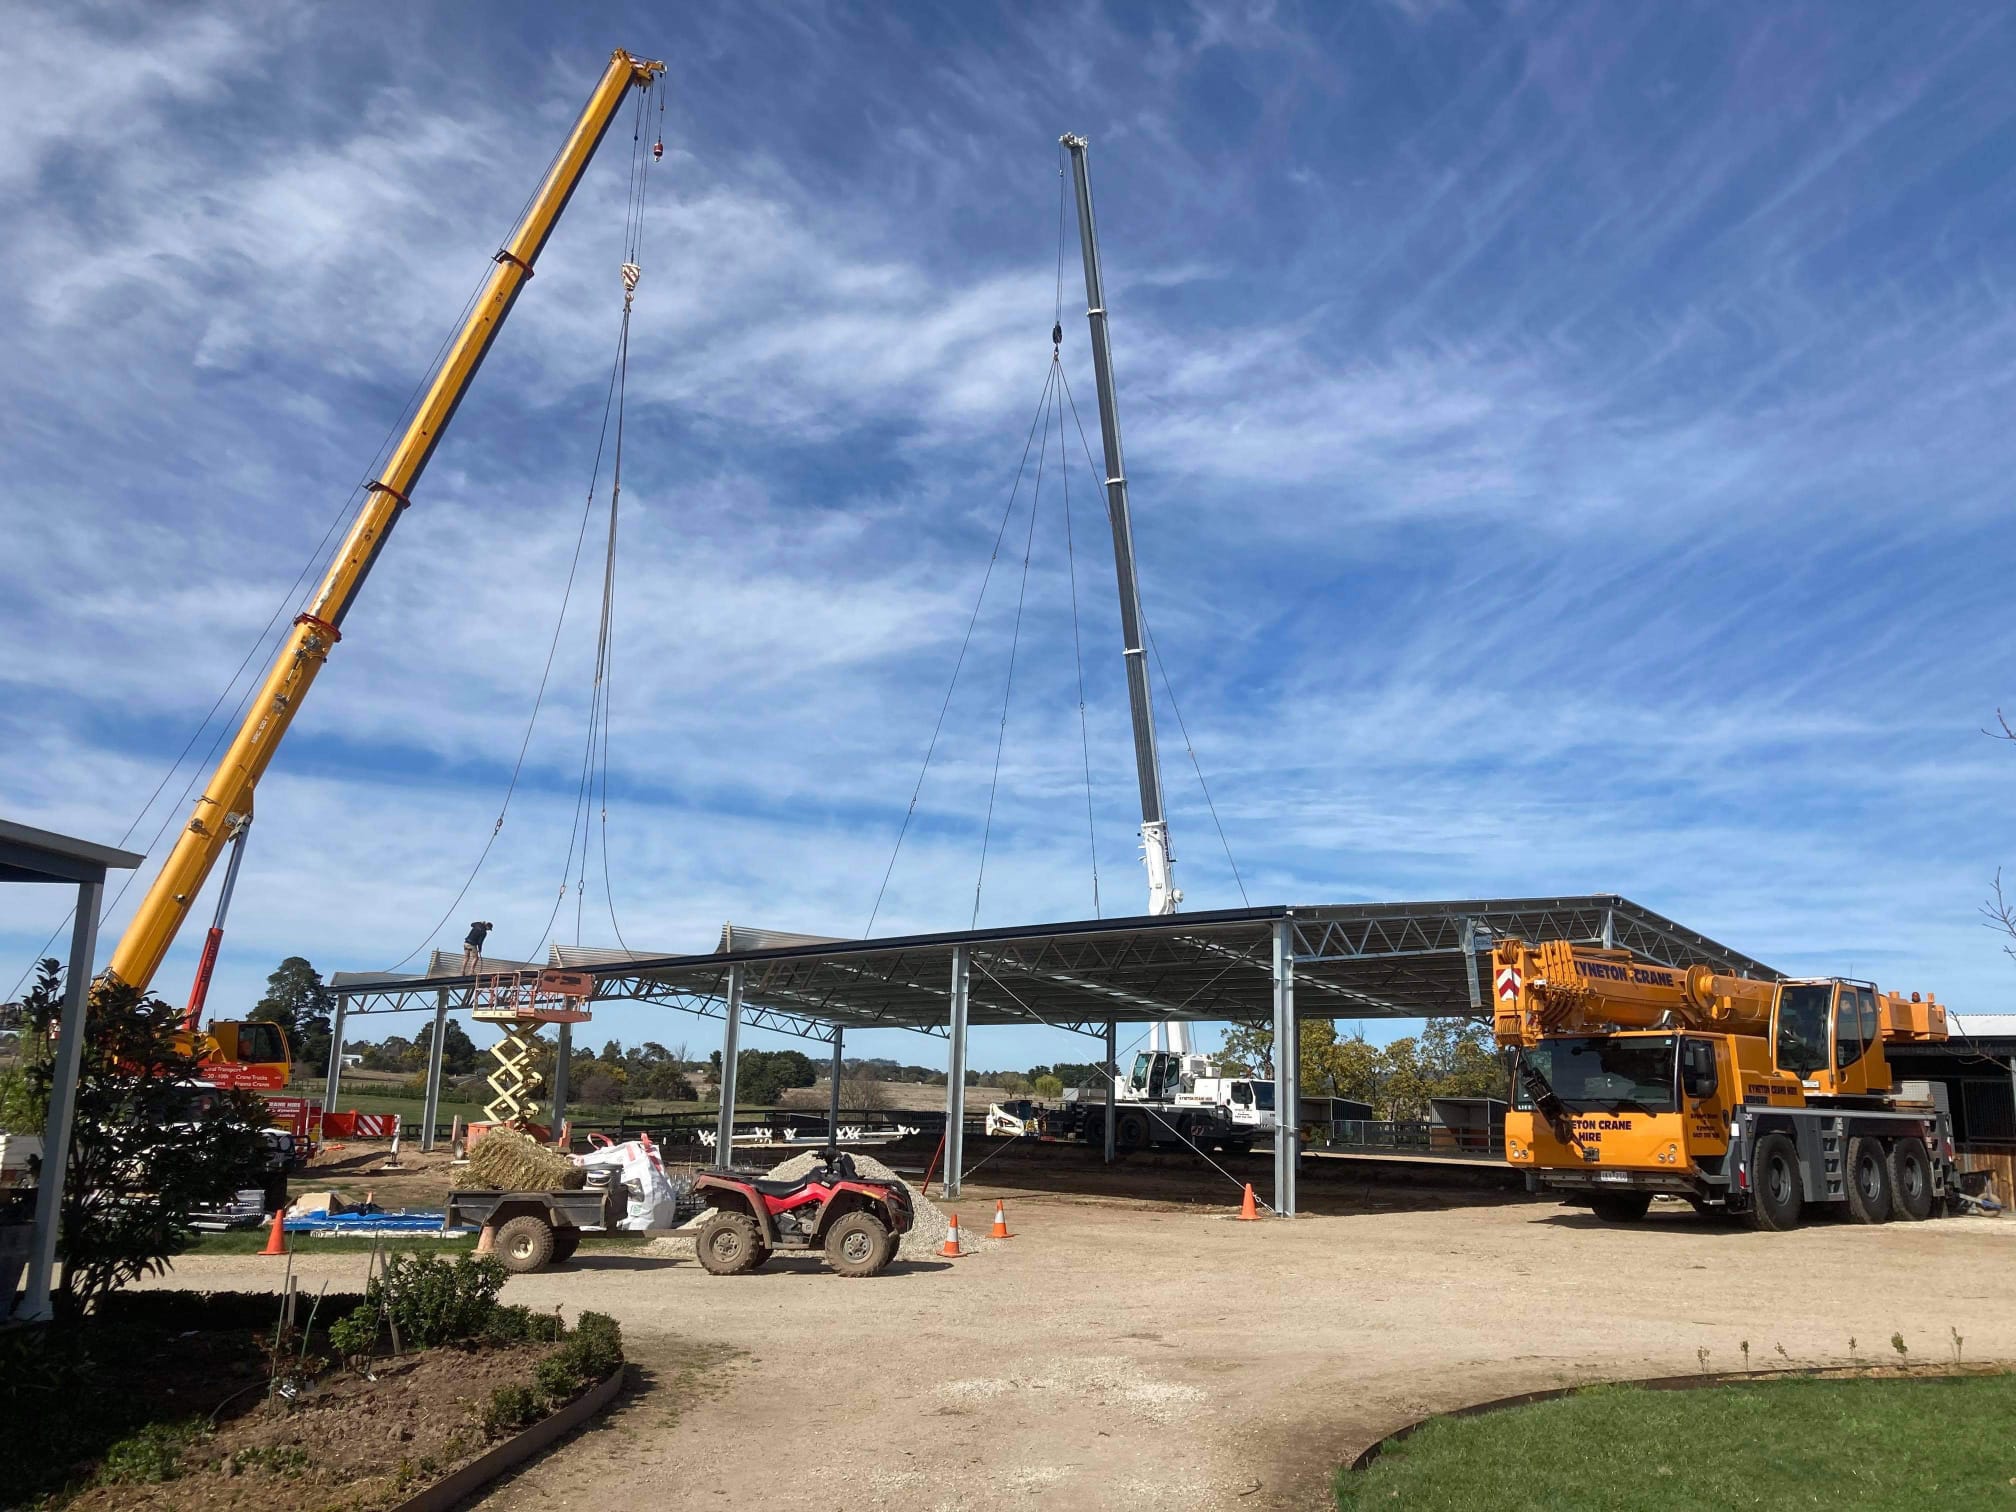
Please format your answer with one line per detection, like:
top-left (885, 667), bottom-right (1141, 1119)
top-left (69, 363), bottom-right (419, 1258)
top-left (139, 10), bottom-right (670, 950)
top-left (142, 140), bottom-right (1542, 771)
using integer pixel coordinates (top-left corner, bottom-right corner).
top-left (495, 1215), bottom-right (556, 1274)
top-left (1845, 1136), bottom-right (1892, 1224)
top-left (550, 1226), bottom-right (581, 1263)
top-left (1590, 1193), bottom-right (1652, 1223)
top-left (824, 1209), bottom-right (896, 1277)
top-left (1745, 1133), bottom-right (1803, 1231)
top-left (696, 1211), bottom-right (769, 1276)
top-left (1885, 1137), bottom-right (1934, 1222)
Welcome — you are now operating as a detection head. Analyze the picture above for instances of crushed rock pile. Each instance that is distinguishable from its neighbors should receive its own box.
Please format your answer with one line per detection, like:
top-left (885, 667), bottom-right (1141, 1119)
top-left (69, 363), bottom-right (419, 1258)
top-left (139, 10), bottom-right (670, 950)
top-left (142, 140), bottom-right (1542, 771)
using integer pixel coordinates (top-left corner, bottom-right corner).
top-left (645, 1149), bottom-right (991, 1260)
top-left (455, 1126), bottom-right (583, 1192)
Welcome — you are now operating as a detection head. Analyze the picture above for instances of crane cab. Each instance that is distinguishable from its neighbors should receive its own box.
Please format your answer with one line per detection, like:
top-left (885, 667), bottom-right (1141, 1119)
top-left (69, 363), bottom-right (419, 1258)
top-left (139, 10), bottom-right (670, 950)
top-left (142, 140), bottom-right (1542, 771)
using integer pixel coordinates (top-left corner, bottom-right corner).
top-left (170, 1019), bottom-right (291, 1091)
top-left (1770, 979), bottom-right (1892, 1100)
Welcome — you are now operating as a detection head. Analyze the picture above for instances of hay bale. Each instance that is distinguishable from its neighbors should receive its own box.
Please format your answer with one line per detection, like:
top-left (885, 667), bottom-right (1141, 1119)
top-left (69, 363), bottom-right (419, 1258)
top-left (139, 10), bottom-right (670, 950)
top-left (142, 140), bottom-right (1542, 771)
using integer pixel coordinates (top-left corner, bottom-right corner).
top-left (455, 1126), bottom-right (583, 1191)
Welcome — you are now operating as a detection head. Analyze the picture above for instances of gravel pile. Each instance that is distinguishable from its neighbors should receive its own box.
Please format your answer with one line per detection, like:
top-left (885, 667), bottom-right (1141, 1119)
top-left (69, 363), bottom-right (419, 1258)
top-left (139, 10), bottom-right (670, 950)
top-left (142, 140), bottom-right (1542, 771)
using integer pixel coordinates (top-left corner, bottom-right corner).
top-left (645, 1149), bottom-right (991, 1261)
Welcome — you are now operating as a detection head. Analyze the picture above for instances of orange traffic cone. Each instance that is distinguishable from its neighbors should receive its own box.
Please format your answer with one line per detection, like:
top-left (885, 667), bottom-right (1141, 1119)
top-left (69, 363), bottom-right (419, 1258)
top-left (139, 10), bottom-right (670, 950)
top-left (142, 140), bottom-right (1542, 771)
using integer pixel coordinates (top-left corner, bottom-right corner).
top-left (1237, 1184), bottom-right (1259, 1222)
top-left (261, 1208), bottom-right (289, 1256)
top-left (989, 1200), bottom-right (1013, 1240)
top-left (938, 1213), bottom-right (964, 1258)
top-left (475, 1222), bottom-right (497, 1257)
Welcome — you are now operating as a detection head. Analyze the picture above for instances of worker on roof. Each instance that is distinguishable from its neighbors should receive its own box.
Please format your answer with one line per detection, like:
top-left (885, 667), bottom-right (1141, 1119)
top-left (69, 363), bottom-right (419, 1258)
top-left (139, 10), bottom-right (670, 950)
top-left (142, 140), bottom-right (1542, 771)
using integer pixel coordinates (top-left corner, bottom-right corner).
top-left (462, 920), bottom-right (493, 976)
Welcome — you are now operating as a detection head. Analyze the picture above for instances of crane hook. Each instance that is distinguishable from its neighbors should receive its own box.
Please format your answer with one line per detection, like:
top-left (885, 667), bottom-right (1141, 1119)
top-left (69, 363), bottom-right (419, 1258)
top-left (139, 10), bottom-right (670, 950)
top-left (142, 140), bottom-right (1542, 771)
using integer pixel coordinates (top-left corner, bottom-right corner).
top-left (652, 138), bottom-right (664, 161)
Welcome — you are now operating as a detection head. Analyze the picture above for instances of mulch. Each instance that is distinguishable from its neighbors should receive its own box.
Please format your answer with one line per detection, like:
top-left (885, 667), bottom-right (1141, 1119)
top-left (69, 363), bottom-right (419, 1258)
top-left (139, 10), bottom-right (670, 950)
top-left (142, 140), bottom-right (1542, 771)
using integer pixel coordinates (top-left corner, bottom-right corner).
top-left (64, 1342), bottom-right (552, 1512)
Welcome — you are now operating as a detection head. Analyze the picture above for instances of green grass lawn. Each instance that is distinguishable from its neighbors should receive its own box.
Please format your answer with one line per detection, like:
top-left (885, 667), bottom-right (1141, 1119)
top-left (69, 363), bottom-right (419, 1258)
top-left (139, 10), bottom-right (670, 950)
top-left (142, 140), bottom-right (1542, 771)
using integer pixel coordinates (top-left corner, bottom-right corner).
top-left (1335, 1374), bottom-right (2016, 1511)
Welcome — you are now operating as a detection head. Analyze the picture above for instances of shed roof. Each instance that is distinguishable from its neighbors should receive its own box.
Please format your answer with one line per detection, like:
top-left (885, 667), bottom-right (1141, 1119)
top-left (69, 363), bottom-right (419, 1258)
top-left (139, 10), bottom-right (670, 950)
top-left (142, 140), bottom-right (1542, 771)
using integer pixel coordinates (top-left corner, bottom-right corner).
top-left (0, 817), bottom-right (144, 886)
top-left (328, 894), bottom-right (1774, 1044)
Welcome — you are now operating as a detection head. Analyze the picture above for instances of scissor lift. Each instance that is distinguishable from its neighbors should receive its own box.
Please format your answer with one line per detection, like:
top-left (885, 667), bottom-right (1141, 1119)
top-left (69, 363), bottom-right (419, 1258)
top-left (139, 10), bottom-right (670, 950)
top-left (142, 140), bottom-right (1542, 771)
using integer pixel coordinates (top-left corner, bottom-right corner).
top-left (470, 968), bottom-right (594, 1127)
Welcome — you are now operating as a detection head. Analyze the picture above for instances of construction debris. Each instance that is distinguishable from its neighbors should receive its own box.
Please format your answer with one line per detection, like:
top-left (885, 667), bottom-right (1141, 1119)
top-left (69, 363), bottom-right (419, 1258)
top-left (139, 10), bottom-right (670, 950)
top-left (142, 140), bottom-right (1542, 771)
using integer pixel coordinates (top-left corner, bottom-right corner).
top-left (455, 1126), bottom-right (584, 1192)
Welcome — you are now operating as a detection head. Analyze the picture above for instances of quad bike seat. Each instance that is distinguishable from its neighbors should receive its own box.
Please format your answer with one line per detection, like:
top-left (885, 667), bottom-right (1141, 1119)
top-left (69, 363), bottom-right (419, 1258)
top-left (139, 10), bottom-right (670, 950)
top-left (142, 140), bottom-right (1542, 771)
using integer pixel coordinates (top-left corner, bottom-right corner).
top-left (751, 1178), bottom-right (815, 1198)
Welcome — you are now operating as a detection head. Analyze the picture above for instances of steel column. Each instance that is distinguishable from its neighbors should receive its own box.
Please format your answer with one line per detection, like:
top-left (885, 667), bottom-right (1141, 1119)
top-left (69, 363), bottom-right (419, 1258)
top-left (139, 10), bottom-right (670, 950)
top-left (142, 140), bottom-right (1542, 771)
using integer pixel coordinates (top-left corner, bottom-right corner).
top-left (21, 880), bottom-right (103, 1323)
top-left (1601, 908), bottom-right (1616, 949)
top-left (551, 1019), bottom-right (572, 1130)
top-left (828, 1027), bottom-right (844, 1141)
top-left (714, 964), bottom-right (744, 1159)
top-left (944, 945), bottom-right (970, 1198)
top-left (1461, 918), bottom-right (1482, 1015)
top-left (1271, 918), bottom-right (1298, 1217)
top-left (1104, 1021), bottom-right (1118, 1162)
top-left (323, 991), bottom-right (349, 1111)
top-left (419, 987), bottom-right (448, 1152)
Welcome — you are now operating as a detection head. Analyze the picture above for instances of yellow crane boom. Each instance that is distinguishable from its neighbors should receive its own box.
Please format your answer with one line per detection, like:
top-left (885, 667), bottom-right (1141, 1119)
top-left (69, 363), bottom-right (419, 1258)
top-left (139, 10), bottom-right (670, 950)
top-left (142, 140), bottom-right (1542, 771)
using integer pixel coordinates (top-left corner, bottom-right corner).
top-left (106, 48), bottom-right (665, 993)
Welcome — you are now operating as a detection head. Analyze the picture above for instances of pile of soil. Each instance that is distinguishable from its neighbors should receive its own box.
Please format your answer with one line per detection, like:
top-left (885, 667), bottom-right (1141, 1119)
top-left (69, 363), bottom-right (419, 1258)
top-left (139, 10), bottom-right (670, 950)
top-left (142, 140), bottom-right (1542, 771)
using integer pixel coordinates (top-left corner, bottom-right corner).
top-left (67, 1342), bottom-right (552, 1512)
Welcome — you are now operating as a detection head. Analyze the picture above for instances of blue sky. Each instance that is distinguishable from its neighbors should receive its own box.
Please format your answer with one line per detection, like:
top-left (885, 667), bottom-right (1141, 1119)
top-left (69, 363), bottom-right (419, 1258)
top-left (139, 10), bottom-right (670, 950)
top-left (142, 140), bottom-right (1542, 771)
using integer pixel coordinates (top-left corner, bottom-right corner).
top-left (5, 2), bottom-right (2016, 1075)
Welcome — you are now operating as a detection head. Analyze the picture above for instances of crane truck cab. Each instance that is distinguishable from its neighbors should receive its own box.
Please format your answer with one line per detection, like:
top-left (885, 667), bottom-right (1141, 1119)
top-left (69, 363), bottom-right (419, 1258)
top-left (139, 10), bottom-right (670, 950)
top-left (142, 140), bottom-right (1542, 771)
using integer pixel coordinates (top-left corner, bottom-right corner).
top-left (172, 1019), bottom-right (291, 1091)
top-left (1498, 939), bottom-right (1961, 1231)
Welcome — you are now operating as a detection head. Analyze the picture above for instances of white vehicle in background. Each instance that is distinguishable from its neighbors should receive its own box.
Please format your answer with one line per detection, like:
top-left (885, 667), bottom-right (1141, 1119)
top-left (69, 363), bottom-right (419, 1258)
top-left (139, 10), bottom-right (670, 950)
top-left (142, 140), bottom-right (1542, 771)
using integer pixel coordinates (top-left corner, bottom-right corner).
top-left (987, 1048), bottom-right (1276, 1156)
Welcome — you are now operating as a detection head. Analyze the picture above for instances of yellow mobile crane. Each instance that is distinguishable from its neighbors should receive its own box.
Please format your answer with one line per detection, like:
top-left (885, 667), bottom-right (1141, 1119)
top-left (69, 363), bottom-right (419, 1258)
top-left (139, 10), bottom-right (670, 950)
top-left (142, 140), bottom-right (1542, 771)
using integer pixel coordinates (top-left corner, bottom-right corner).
top-left (94, 49), bottom-right (666, 1083)
top-left (1493, 937), bottom-right (1959, 1230)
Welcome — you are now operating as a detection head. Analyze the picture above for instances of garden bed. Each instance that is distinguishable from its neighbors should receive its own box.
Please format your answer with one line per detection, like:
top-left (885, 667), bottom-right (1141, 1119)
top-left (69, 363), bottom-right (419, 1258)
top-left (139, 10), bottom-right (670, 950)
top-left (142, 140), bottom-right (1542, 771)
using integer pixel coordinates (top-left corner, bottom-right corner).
top-left (64, 1341), bottom-right (555, 1512)
top-left (7, 1259), bottom-right (625, 1510)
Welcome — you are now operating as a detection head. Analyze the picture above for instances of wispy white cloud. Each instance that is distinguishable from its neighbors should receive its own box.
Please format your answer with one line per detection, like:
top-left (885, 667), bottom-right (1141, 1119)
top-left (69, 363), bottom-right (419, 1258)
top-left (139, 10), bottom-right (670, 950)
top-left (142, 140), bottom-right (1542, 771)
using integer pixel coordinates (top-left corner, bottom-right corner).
top-left (7, 1), bottom-right (2016, 1065)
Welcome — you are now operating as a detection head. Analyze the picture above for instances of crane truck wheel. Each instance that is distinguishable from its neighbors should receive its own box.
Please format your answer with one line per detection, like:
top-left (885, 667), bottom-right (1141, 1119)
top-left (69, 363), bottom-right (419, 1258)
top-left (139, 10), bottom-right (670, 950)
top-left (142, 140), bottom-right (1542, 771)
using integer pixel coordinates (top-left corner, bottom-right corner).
top-left (1844, 1136), bottom-right (1893, 1224)
top-left (1745, 1132), bottom-right (1803, 1231)
top-left (1589, 1193), bottom-right (1652, 1223)
top-left (1885, 1137), bottom-right (1936, 1222)
top-left (1116, 1112), bottom-right (1149, 1152)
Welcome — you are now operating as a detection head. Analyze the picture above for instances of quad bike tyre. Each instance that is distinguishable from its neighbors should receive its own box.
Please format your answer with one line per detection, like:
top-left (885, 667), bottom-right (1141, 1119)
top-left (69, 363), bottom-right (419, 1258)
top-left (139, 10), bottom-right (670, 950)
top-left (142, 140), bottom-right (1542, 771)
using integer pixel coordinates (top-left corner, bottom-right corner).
top-left (697, 1210), bottom-right (770, 1275)
top-left (550, 1226), bottom-right (581, 1263)
top-left (495, 1215), bottom-right (556, 1275)
top-left (824, 1209), bottom-right (897, 1278)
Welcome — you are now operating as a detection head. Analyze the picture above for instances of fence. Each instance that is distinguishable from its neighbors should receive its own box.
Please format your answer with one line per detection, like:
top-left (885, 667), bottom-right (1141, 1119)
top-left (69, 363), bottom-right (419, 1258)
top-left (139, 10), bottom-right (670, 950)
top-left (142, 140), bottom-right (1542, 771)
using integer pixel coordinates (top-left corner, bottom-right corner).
top-left (1317, 1118), bottom-right (1505, 1158)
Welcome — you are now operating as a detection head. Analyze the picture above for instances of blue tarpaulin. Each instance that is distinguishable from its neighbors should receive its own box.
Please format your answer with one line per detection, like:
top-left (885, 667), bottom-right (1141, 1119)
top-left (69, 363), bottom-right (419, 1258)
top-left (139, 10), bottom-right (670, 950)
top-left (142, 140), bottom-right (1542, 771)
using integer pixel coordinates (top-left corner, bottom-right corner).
top-left (283, 1210), bottom-right (460, 1235)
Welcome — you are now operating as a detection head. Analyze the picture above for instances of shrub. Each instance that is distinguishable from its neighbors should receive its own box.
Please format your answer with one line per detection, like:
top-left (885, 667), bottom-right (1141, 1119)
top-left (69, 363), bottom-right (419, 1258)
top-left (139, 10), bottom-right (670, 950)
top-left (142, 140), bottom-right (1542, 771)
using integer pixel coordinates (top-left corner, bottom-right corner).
top-left (327, 1304), bottom-right (379, 1363)
top-left (481, 1384), bottom-right (544, 1437)
top-left (97, 1420), bottom-right (208, 1485)
top-left (532, 1312), bottom-right (624, 1401)
top-left (367, 1252), bottom-right (506, 1347)
top-left (13, 961), bottom-right (271, 1316)
top-left (485, 1304), bottom-right (564, 1345)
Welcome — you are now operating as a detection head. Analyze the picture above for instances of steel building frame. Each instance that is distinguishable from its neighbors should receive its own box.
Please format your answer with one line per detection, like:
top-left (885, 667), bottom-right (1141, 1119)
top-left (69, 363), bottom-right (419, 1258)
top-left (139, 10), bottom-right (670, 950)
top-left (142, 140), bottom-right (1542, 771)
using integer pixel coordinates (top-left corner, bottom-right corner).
top-left (327, 894), bottom-right (1773, 1215)
top-left (1, 818), bottom-right (143, 1324)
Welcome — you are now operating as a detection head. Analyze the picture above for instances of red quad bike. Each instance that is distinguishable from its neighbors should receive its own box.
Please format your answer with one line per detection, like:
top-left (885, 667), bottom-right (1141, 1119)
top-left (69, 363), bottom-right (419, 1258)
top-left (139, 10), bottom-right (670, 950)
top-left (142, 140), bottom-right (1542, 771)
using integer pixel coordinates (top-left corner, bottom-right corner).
top-left (692, 1149), bottom-right (915, 1277)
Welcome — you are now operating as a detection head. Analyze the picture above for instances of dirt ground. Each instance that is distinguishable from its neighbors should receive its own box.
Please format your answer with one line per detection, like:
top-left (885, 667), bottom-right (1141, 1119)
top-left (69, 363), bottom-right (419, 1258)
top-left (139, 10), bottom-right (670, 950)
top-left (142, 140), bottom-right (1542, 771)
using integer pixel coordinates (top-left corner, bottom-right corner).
top-left (153, 1174), bottom-right (2015, 1512)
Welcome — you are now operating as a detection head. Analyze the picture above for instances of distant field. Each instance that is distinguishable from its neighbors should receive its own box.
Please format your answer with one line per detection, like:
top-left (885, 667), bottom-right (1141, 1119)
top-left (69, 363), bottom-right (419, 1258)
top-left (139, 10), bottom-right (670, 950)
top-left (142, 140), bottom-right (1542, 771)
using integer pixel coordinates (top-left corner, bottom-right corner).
top-left (291, 1079), bottom-right (793, 1127)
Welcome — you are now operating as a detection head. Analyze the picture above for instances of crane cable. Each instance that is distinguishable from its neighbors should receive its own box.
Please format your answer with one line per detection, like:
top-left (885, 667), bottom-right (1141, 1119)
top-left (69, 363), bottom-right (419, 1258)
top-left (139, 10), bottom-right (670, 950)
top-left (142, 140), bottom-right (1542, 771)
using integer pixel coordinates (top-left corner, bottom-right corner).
top-left (530, 81), bottom-right (660, 960)
top-left (391, 80), bottom-right (664, 971)
top-left (7, 235), bottom-right (514, 1000)
top-left (862, 362), bottom-right (1063, 938)
top-left (1053, 364), bottom-right (1250, 907)
top-left (971, 364), bottom-right (1053, 928)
